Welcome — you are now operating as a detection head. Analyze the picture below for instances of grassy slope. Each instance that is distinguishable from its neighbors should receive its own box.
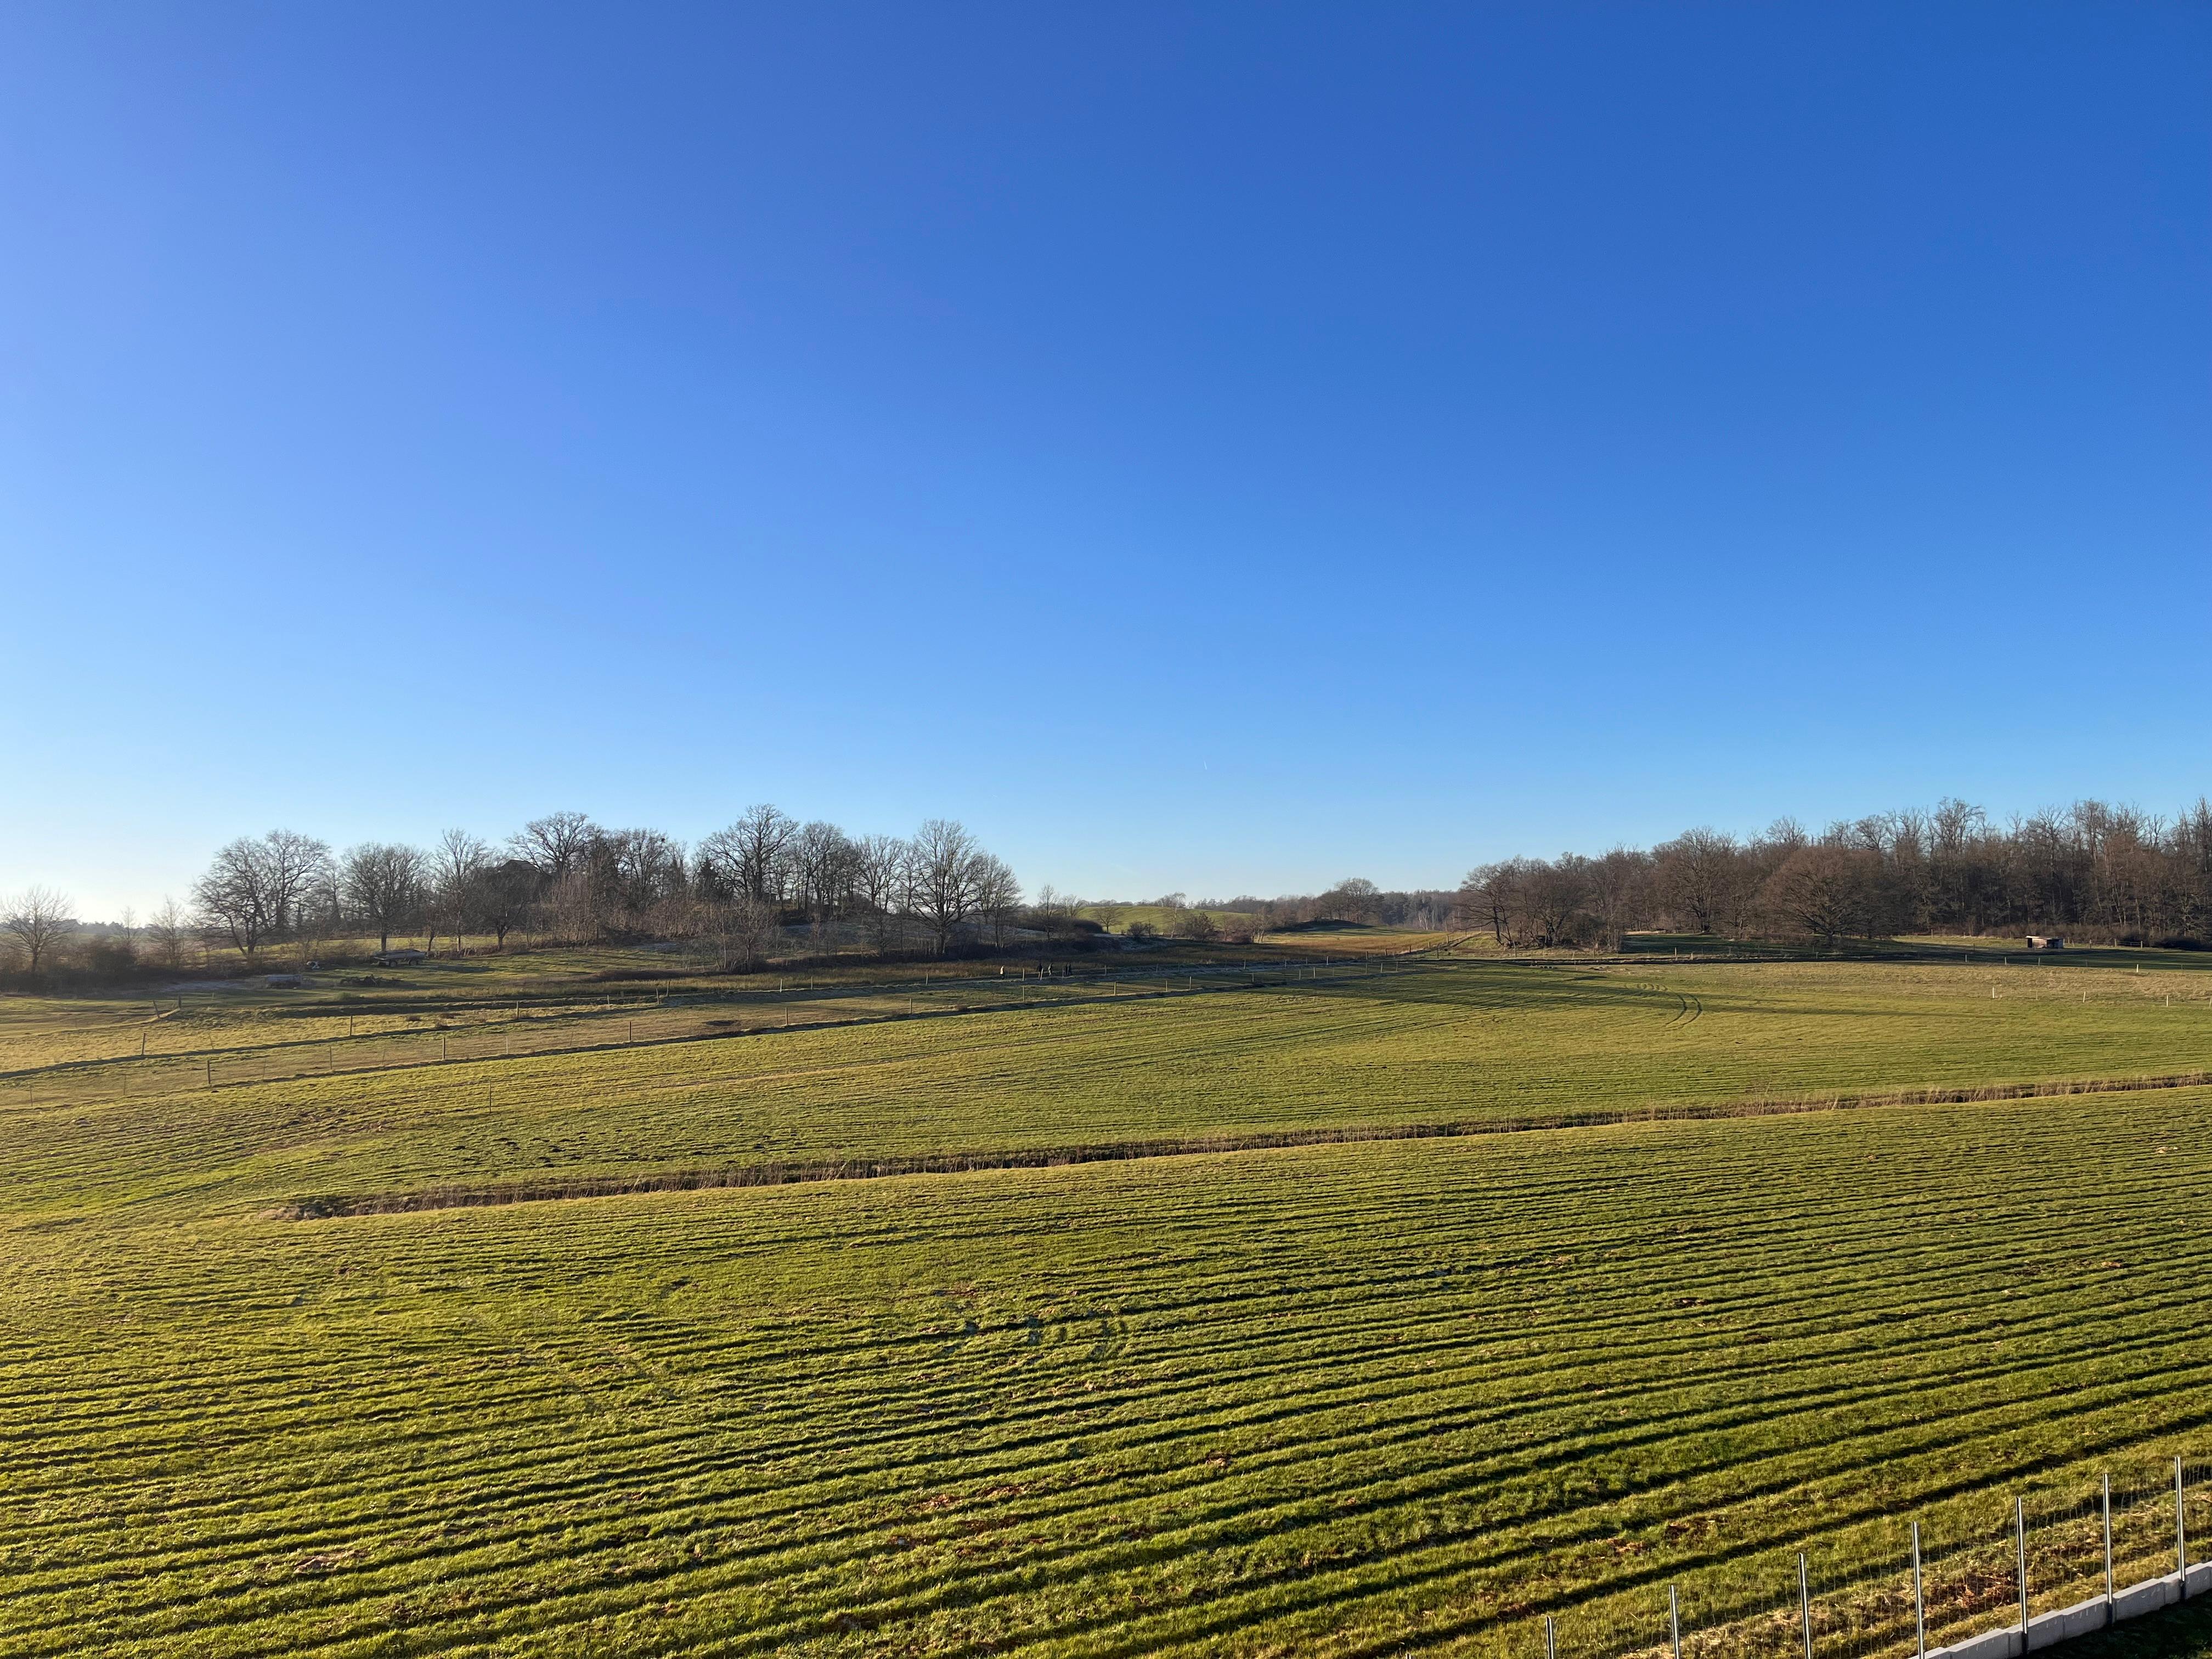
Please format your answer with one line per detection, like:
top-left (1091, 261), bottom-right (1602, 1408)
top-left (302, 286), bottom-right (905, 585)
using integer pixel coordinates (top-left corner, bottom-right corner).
top-left (8, 956), bottom-right (2212, 1656)
top-left (0, 943), bottom-right (1312, 1073)
top-left (5, 1097), bottom-right (2211, 1657)
top-left (6, 960), bottom-right (2210, 1219)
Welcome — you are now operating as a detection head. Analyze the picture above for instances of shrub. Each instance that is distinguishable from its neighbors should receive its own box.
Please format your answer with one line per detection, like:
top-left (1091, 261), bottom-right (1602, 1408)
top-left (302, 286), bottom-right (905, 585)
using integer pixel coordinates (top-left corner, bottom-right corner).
top-left (85, 939), bottom-right (140, 976)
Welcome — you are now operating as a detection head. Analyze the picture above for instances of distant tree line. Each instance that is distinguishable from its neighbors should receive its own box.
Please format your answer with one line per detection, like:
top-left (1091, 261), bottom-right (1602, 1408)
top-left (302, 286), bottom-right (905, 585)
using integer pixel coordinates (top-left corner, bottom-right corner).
top-left (1246, 879), bottom-right (1459, 933)
top-left (182, 809), bottom-right (1021, 966)
top-left (1121, 882), bottom-right (1459, 939)
top-left (1455, 799), bottom-right (2212, 950)
top-left (11, 793), bottom-right (2212, 982)
top-left (0, 809), bottom-right (1024, 980)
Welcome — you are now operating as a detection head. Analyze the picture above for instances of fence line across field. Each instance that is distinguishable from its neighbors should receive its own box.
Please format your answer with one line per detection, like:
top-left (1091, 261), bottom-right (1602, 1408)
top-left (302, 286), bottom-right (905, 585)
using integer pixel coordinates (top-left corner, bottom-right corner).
top-left (0, 953), bottom-right (1423, 1106)
top-left (1542, 1457), bottom-right (2208, 1659)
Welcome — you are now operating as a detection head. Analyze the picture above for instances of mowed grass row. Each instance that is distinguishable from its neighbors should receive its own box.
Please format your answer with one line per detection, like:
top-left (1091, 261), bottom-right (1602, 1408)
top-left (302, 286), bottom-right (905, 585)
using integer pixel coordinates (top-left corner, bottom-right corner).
top-left (5, 1092), bottom-right (2211, 1657)
top-left (0, 968), bottom-right (1260, 1103)
top-left (0, 946), bottom-right (1362, 1073)
top-left (0, 955), bottom-right (1309, 1084)
top-left (7, 951), bottom-right (2204, 1077)
top-left (5, 942), bottom-right (2202, 1075)
top-left (4, 961), bottom-right (2210, 1218)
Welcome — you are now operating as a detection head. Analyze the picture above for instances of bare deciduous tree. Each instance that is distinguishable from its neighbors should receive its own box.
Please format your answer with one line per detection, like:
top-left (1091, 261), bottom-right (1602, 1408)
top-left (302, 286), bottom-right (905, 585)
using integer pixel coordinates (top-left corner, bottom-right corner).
top-left (590, 828), bottom-right (687, 935)
top-left (547, 867), bottom-right (601, 943)
top-left (907, 819), bottom-right (986, 955)
top-left (1030, 884), bottom-right (1084, 940)
top-left (510, 811), bottom-right (598, 882)
top-left (430, 830), bottom-right (489, 955)
top-left (853, 834), bottom-right (908, 952)
top-left (1762, 844), bottom-right (1867, 946)
top-left (707, 895), bottom-right (782, 971)
top-left (1317, 878), bottom-right (1379, 924)
top-left (699, 804), bottom-right (797, 905)
top-left (790, 821), bottom-right (857, 924)
top-left (145, 896), bottom-right (189, 969)
top-left (974, 855), bottom-right (1023, 947)
top-left (194, 832), bottom-right (332, 958)
top-left (342, 843), bottom-right (427, 953)
top-left (1522, 856), bottom-right (1590, 947)
top-left (1456, 861), bottom-right (1526, 944)
top-left (1654, 828), bottom-right (1742, 937)
top-left (1583, 849), bottom-right (1651, 952)
top-left (2, 885), bottom-right (72, 974)
top-left (261, 830), bottom-right (333, 943)
top-left (473, 860), bottom-right (541, 949)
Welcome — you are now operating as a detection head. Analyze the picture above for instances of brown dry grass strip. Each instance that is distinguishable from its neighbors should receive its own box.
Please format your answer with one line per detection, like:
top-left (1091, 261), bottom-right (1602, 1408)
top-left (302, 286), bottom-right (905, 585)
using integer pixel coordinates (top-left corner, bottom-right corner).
top-left (274, 1066), bottom-right (2212, 1218)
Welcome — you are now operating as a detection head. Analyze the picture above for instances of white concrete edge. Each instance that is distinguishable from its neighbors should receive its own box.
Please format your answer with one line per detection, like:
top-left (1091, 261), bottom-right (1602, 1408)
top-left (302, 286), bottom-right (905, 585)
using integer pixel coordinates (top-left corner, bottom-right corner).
top-left (1924, 1565), bottom-right (2203, 1659)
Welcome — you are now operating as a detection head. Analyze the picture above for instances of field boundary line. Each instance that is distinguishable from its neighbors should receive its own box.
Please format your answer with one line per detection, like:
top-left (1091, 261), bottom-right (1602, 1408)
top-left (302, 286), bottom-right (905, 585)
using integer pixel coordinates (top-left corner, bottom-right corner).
top-left (0, 961), bottom-right (1415, 1099)
top-left (273, 1065), bottom-right (2212, 1219)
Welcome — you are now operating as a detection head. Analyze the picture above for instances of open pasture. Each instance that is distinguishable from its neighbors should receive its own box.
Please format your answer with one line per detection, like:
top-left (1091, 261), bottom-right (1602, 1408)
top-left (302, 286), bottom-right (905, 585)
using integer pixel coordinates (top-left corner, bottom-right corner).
top-left (1254, 926), bottom-right (1462, 954)
top-left (0, 943), bottom-right (1355, 1076)
top-left (7, 952), bottom-right (2212, 1657)
top-left (5, 957), bottom-right (2210, 1221)
top-left (4, 1091), bottom-right (2210, 1657)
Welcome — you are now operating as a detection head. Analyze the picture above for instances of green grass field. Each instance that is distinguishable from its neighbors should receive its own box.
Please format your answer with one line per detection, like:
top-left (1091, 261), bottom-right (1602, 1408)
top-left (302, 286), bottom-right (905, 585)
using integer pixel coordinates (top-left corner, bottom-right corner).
top-left (0, 939), bottom-right (1325, 1076)
top-left (5, 953), bottom-right (2211, 1656)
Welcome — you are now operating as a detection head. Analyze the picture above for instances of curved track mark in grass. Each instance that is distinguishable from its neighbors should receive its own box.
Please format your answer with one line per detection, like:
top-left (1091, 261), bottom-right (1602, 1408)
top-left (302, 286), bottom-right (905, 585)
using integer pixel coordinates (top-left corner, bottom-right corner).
top-left (275, 1065), bottom-right (2212, 1217)
top-left (21, 1221), bottom-right (2194, 1557)
top-left (35, 1194), bottom-right (2176, 1610)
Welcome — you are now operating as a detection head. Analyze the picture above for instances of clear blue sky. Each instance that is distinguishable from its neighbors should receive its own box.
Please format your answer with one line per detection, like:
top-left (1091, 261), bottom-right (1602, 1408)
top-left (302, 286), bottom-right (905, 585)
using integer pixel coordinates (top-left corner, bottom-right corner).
top-left (4, 3), bottom-right (2207, 919)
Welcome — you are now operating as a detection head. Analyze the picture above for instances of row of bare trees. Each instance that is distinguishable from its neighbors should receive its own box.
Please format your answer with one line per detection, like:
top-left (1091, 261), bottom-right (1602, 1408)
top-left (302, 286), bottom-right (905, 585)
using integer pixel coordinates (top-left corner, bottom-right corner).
top-left (1127, 882), bottom-right (1459, 934)
top-left (1457, 799), bottom-right (2212, 950)
top-left (166, 809), bottom-right (1019, 966)
top-left (1251, 880), bottom-right (1458, 932)
top-left (16, 793), bottom-right (2211, 979)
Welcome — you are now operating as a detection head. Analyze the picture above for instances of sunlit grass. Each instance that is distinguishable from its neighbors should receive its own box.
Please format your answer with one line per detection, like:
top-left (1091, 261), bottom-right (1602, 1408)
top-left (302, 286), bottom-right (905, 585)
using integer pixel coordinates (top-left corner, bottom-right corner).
top-left (8, 955), bottom-right (2212, 1655)
top-left (4, 1096), bottom-right (2209, 1656)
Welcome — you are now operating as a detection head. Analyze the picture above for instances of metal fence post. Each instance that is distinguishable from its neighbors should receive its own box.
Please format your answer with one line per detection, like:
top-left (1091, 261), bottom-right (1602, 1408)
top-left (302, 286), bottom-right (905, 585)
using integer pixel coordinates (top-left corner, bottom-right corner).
top-left (1799, 1553), bottom-right (1813, 1659)
top-left (2017, 1497), bottom-right (2030, 1637)
top-left (1545, 1615), bottom-right (1556, 1659)
top-left (2179, 1456), bottom-right (2188, 1573)
top-left (1912, 1521), bottom-right (1926, 1659)
top-left (1670, 1584), bottom-right (1681, 1659)
top-left (2104, 1476), bottom-right (2114, 1610)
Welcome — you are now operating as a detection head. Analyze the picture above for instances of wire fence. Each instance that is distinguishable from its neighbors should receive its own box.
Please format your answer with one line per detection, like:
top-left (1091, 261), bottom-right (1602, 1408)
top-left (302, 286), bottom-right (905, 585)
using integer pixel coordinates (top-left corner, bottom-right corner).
top-left (1538, 1458), bottom-right (2206, 1659)
top-left (0, 955), bottom-right (1413, 1108)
